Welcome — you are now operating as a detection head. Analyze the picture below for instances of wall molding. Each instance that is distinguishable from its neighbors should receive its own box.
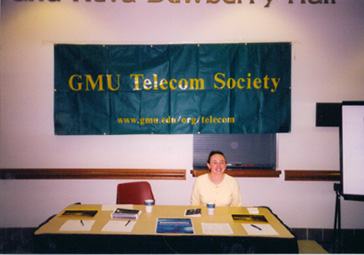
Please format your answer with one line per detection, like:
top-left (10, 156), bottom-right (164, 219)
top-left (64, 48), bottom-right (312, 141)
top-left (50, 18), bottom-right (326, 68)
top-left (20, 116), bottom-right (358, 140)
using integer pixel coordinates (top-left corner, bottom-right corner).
top-left (0, 168), bottom-right (186, 180)
top-left (284, 170), bottom-right (340, 181)
top-left (0, 169), bottom-right (341, 181)
top-left (191, 169), bottom-right (281, 178)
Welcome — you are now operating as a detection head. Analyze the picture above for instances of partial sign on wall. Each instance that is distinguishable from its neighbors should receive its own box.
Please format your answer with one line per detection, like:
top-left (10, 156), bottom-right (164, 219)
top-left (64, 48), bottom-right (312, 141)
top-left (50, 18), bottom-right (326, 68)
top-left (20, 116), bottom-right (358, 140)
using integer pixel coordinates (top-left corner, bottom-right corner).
top-left (54, 43), bottom-right (291, 135)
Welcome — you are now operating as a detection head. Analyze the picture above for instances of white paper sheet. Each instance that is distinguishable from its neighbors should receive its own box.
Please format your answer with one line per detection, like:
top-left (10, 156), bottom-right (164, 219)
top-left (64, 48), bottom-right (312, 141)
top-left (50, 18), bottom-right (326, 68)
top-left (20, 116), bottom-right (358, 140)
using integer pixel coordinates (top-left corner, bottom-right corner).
top-left (247, 207), bottom-right (260, 214)
top-left (201, 223), bottom-right (233, 235)
top-left (102, 204), bottom-right (133, 211)
top-left (242, 223), bottom-right (278, 236)
top-left (59, 220), bottom-right (95, 231)
top-left (102, 220), bottom-right (136, 232)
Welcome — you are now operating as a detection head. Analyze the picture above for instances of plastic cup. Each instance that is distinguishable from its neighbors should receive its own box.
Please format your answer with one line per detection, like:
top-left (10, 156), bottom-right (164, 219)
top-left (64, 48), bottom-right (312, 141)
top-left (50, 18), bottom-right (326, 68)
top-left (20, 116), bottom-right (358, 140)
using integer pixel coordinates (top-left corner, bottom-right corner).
top-left (145, 199), bottom-right (154, 213)
top-left (207, 203), bottom-right (215, 215)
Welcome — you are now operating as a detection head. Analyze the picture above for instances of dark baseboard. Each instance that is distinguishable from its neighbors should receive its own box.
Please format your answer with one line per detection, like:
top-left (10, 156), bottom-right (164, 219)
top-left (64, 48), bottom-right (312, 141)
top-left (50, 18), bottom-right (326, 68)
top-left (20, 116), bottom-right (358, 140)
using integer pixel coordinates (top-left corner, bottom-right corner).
top-left (0, 228), bottom-right (36, 254)
top-left (1, 227), bottom-right (363, 254)
top-left (291, 228), bottom-right (364, 253)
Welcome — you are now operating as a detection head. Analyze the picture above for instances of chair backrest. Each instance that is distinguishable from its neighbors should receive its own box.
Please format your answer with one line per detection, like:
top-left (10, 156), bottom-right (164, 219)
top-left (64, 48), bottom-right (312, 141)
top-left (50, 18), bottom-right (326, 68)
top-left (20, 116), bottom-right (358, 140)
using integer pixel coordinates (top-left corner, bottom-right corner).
top-left (116, 181), bottom-right (155, 205)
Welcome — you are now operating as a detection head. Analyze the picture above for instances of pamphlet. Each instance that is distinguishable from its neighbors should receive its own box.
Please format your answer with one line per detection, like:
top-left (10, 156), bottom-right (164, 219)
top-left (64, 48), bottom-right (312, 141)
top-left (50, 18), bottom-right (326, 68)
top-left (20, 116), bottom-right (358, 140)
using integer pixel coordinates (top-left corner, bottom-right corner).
top-left (156, 218), bottom-right (194, 234)
top-left (60, 209), bottom-right (98, 217)
top-left (231, 214), bottom-right (268, 223)
top-left (184, 208), bottom-right (201, 217)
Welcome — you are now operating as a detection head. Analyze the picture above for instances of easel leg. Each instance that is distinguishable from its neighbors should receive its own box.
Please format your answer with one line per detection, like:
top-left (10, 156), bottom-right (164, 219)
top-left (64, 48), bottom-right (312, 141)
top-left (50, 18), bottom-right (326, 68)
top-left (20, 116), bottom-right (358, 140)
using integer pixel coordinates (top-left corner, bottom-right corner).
top-left (333, 183), bottom-right (342, 253)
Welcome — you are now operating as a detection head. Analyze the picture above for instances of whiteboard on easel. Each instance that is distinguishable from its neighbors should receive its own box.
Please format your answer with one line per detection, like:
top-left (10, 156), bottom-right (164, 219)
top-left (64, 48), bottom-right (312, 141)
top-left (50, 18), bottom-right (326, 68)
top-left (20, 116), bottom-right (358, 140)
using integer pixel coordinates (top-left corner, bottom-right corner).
top-left (341, 102), bottom-right (364, 200)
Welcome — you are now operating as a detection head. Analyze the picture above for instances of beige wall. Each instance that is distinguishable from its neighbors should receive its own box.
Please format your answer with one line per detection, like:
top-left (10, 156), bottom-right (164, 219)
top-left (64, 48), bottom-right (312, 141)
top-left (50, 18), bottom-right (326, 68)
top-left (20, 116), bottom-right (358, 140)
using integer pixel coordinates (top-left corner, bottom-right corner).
top-left (1, 0), bottom-right (364, 228)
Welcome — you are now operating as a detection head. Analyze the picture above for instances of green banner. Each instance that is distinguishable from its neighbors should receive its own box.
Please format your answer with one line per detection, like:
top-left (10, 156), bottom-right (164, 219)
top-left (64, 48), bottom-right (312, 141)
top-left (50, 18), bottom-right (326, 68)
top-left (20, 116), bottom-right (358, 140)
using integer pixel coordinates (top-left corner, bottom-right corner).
top-left (54, 43), bottom-right (291, 135)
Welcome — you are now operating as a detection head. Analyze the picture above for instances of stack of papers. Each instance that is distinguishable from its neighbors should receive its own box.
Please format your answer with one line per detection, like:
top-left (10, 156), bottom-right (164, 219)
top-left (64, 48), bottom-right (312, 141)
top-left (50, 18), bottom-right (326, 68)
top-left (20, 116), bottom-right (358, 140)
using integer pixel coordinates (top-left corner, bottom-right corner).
top-left (111, 208), bottom-right (142, 219)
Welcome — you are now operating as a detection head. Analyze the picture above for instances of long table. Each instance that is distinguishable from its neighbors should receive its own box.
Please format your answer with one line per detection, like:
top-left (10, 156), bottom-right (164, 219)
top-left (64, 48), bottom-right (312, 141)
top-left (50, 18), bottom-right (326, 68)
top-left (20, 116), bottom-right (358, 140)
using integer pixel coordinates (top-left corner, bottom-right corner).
top-left (34, 204), bottom-right (298, 253)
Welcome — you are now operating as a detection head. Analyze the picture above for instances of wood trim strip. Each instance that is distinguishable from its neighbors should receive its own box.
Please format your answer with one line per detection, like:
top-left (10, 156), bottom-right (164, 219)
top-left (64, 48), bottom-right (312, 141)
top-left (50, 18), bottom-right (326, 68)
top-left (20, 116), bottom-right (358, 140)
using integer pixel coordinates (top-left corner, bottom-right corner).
top-left (284, 170), bottom-right (340, 181)
top-left (0, 169), bottom-right (340, 181)
top-left (0, 169), bottom-right (186, 180)
top-left (190, 169), bottom-right (281, 178)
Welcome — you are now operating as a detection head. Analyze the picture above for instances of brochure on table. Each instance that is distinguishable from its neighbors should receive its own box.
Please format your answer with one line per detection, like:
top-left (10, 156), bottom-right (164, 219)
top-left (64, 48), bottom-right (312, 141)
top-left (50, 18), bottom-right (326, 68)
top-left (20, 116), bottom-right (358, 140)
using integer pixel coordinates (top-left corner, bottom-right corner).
top-left (156, 218), bottom-right (194, 234)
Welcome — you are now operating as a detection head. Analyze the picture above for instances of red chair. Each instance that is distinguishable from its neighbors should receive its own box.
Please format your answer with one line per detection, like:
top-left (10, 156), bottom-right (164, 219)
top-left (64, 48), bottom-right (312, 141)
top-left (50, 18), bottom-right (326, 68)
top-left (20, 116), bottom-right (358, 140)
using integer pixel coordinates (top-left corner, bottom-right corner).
top-left (116, 181), bottom-right (155, 205)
